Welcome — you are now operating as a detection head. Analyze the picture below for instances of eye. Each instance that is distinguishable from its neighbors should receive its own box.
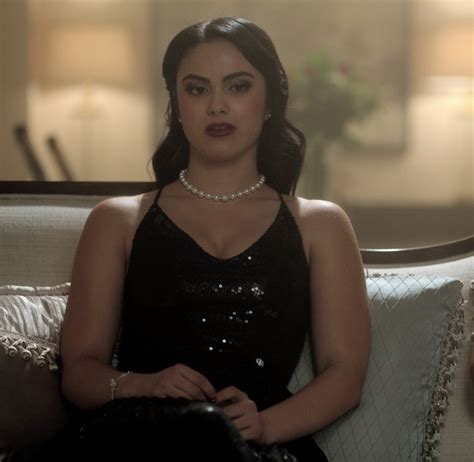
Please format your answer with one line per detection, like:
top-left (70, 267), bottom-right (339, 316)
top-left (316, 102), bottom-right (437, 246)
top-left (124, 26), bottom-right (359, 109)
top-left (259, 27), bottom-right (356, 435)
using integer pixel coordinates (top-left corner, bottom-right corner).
top-left (229, 81), bottom-right (252, 93)
top-left (185, 84), bottom-right (208, 96)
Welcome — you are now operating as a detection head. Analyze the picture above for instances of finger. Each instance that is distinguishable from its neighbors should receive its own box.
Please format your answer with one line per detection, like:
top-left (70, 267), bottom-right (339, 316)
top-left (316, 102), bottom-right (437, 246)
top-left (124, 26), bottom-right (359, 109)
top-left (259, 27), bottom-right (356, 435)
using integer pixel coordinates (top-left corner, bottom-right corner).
top-left (182, 374), bottom-right (216, 401)
top-left (175, 376), bottom-right (209, 400)
top-left (154, 386), bottom-right (194, 401)
top-left (181, 367), bottom-right (217, 400)
top-left (219, 401), bottom-right (247, 419)
top-left (239, 428), bottom-right (257, 442)
top-left (232, 414), bottom-right (253, 431)
top-left (215, 386), bottom-right (235, 404)
top-left (174, 383), bottom-right (203, 401)
top-left (216, 386), bottom-right (246, 405)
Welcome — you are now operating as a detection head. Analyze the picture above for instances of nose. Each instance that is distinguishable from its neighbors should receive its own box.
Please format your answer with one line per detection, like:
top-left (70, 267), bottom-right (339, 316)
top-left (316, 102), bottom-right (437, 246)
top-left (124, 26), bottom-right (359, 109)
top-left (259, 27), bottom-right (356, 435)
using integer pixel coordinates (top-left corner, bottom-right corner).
top-left (207, 90), bottom-right (228, 116)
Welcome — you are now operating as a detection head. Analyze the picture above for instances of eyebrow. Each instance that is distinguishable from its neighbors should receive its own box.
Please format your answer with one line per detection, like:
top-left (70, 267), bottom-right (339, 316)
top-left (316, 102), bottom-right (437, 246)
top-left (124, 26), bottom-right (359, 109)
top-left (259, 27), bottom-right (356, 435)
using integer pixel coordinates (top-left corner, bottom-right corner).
top-left (181, 71), bottom-right (255, 83)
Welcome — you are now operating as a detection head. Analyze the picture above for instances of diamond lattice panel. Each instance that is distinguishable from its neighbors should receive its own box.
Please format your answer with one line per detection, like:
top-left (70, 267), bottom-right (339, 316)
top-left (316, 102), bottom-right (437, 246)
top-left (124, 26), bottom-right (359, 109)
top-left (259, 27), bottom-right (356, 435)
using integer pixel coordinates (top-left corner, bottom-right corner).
top-left (288, 274), bottom-right (463, 462)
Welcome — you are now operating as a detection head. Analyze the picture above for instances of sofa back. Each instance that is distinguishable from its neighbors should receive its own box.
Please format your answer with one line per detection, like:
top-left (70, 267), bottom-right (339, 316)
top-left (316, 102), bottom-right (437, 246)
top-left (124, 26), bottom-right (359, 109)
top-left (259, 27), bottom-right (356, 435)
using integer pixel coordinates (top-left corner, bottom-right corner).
top-left (1, 192), bottom-right (473, 462)
top-left (1, 193), bottom-right (472, 287)
top-left (0, 194), bottom-right (106, 286)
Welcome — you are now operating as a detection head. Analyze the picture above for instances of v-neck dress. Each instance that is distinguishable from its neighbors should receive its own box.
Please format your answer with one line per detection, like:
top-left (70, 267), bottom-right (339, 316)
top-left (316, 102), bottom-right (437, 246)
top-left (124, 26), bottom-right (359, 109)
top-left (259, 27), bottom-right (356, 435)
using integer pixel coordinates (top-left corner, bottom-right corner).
top-left (44, 188), bottom-right (328, 462)
top-left (113, 188), bottom-right (327, 461)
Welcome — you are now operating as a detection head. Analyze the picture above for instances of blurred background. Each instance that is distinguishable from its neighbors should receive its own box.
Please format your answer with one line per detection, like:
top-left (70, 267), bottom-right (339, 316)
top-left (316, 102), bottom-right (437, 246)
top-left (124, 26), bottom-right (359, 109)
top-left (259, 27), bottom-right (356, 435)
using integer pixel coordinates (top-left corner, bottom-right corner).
top-left (0, 0), bottom-right (472, 248)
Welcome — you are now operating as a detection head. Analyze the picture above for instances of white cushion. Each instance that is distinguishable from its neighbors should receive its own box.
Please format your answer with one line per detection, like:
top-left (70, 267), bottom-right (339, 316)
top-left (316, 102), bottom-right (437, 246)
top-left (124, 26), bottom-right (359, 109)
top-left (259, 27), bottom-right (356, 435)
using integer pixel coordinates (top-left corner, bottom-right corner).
top-left (0, 283), bottom-right (70, 450)
top-left (288, 274), bottom-right (465, 461)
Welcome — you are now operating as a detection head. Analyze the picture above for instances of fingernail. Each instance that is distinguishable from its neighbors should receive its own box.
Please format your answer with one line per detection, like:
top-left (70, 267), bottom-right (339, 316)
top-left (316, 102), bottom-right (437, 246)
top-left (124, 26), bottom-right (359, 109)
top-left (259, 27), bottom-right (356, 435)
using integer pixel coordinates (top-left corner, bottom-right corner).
top-left (210, 397), bottom-right (217, 403)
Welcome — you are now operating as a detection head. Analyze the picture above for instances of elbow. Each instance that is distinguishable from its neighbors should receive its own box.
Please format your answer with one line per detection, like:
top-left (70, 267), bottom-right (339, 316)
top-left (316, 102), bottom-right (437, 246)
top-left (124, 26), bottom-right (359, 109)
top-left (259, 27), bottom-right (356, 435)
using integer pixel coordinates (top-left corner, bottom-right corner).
top-left (61, 374), bottom-right (94, 411)
top-left (60, 365), bottom-right (78, 407)
top-left (60, 359), bottom-right (92, 410)
top-left (337, 365), bottom-right (366, 412)
top-left (347, 372), bottom-right (366, 410)
top-left (349, 386), bottom-right (363, 409)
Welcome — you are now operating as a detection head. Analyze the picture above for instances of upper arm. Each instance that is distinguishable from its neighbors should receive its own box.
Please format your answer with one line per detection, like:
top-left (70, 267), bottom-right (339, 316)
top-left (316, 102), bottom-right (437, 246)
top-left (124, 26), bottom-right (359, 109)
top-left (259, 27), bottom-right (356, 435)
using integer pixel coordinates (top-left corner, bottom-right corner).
top-left (60, 197), bottom-right (131, 369)
top-left (307, 201), bottom-right (370, 384)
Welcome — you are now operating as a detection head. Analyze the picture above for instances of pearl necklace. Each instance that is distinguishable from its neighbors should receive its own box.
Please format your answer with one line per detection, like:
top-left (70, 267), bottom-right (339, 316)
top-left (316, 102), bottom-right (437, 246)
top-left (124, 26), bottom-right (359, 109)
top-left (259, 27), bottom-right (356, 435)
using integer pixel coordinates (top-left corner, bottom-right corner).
top-left (178, 169), bottom-right (266, 202)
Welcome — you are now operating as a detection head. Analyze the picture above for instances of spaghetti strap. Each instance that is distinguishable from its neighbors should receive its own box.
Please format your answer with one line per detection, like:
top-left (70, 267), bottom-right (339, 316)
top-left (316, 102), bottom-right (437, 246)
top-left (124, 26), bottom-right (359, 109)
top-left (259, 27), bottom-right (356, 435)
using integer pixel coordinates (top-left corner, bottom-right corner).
top-left (152, 188), bottom-right (163, 206)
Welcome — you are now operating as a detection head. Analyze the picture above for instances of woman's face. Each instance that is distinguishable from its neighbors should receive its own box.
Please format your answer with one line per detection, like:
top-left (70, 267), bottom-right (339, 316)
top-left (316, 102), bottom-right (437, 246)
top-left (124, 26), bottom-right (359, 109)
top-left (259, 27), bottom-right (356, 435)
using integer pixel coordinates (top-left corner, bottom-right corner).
top-left (176, 39), bottom-right (267, 165)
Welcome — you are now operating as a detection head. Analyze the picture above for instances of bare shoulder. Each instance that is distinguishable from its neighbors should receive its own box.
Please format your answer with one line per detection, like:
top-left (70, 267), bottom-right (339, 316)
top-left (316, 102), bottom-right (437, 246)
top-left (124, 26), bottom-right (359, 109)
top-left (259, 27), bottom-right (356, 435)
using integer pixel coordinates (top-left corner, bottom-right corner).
top-left (83, 191), bottom-right (158, 253)
top-left (281, 195), bottom-right (357, 255)
top-left (281, 194), bottom-right (350, 226)
top-left (87, 190), bottom-right (157, 232)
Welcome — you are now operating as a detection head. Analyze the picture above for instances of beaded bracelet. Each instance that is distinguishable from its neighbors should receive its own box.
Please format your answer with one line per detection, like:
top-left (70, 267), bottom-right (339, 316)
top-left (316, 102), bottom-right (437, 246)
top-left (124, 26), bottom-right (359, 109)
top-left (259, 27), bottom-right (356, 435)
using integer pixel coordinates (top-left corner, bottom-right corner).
top-left (110, 371), bottom-right (131, 401)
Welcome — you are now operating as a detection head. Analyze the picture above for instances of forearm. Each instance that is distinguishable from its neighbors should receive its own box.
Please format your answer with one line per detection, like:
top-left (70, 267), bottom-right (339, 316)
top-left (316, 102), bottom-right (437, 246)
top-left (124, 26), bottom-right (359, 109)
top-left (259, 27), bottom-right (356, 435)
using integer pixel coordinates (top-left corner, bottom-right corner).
top-left (259, 365), bottom-right (363, 445)
top-left (61, 357), bottom-right (148, 410)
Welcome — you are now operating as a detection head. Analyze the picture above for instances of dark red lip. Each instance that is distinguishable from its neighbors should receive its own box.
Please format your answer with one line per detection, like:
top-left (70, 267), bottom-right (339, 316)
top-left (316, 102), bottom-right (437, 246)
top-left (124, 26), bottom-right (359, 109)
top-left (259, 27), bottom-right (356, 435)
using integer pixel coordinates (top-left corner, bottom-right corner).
top-left (205, 123), bottom-right (236, 137)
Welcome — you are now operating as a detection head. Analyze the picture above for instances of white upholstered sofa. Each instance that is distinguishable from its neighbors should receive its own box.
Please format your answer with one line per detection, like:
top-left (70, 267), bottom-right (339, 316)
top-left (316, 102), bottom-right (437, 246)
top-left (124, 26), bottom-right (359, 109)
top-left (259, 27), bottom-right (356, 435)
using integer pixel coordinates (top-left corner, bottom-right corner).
top-left (0, 183), bottom-right (473, 461)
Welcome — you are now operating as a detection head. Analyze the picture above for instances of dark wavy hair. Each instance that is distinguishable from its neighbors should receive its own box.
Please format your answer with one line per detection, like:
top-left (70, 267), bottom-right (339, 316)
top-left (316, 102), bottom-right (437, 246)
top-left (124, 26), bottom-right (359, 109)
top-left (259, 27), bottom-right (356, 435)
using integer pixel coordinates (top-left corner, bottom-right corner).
top-left (151, 17), bottom-right (306, 196)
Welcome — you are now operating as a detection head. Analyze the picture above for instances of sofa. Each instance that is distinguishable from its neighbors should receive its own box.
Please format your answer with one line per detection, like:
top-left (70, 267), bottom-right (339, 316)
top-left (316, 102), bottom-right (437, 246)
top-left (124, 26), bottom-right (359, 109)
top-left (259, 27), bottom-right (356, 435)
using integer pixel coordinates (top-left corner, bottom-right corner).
top-left (0, 185), bottom-right (473, 461)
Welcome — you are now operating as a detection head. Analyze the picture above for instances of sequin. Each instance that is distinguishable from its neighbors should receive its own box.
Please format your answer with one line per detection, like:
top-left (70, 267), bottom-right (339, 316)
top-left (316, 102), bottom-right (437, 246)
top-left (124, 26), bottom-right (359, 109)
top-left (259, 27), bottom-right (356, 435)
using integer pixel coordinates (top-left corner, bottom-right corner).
top-left (251, 283), bottom-right (264, 297)
top-left (119, 188), bottom-right (311, 414)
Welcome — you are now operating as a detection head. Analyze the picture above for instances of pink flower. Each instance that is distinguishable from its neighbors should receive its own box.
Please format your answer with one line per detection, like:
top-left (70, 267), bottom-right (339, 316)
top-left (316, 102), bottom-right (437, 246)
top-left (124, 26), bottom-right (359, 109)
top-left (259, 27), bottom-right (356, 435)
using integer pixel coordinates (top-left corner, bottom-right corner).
top-left (338, 62), bottom-right (351, 75)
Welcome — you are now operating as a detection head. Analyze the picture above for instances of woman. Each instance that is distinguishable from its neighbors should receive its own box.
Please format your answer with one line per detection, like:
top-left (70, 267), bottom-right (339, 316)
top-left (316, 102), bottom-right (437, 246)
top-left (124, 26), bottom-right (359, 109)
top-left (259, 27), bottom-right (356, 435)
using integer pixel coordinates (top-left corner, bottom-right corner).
top-left (55, 17), bottom-right (370, 462)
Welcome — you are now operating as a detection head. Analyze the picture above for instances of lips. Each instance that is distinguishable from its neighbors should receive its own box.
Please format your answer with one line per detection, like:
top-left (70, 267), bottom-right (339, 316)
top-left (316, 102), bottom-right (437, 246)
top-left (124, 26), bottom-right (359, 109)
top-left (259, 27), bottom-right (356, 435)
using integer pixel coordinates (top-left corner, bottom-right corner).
top-left (205, 123), bottom-right (236, 137)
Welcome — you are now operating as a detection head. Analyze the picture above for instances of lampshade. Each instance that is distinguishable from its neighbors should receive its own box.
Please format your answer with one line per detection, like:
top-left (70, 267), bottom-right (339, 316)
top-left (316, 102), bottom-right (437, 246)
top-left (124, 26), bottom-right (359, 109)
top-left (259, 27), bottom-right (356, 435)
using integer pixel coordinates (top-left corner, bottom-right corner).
top-left (425, 25), bottom-right (473, 77)
top-left (44, 24), bottom-right (135, 87)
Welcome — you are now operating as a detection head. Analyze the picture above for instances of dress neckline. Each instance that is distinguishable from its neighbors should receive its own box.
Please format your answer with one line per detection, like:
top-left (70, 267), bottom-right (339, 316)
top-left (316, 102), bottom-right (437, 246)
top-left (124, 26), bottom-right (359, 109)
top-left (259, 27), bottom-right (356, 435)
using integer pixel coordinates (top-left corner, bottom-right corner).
top-left (152, 190), bottom-right (284, 263)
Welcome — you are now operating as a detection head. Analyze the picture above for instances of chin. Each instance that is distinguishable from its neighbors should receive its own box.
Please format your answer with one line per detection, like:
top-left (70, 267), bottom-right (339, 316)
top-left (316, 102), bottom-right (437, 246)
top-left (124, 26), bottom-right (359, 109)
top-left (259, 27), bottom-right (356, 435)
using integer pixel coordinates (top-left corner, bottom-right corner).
top-left (191, 143), bottom-right (258, 164)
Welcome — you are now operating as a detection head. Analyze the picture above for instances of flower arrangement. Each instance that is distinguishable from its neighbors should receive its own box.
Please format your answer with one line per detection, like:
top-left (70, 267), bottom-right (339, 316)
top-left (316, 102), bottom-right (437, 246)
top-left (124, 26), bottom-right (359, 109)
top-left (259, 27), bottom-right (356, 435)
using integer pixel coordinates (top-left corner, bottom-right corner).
top-left (289, 50), bottom-right (378, 149)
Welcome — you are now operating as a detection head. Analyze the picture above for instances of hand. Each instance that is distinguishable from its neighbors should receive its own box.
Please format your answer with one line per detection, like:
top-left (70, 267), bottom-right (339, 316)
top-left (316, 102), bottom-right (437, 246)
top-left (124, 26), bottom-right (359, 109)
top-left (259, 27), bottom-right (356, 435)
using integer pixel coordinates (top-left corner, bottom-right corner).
top-left (216, 386), bottom-right (267, 445)
top-left (147, 363), bottom-right (217, 402)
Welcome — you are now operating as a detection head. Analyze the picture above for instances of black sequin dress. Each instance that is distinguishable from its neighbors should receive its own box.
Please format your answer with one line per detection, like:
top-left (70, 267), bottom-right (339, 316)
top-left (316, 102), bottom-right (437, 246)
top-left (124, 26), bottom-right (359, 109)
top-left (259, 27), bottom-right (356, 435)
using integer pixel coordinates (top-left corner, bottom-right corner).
top-left (46, 188), bottom-right (328, 462)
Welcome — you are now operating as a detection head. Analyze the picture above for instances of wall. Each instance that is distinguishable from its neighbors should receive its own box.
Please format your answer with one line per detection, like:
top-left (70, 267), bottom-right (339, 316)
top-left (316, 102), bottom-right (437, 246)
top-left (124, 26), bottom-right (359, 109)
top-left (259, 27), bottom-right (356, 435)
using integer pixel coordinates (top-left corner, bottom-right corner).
top-left (25, 0), bottom-right (155, 181)
top-left (0, 0), bottom-right (30, 180)
top-left (1, 0), bottom-right (472, 210)
top-left (326, 92), bottom-right (473, 206)
top-left (325, 0), bottom-right (473, 206)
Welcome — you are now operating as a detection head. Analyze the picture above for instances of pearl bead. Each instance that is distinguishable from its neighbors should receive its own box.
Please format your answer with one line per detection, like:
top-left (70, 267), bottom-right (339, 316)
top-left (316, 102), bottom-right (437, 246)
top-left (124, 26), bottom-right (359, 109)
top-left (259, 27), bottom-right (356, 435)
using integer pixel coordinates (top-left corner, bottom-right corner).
top-left (178, 169), bottom-right (265, 202)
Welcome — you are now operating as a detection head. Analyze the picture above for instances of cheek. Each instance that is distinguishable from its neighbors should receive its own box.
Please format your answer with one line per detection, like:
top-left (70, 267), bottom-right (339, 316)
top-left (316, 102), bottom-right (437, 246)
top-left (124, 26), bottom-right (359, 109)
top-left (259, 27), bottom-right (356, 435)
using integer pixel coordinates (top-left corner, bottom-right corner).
top-left (233, 96), bottom-right (266, 124)
top-left (176, 94), bottom-right (193, 118)
top-left (247, 88), bottom-right (267, 118)
top-left (247, 96), bottom-right (267, 128)
top-left (176, 90), bottom-right (201, 118)
top-left (251, 98), bottom-right (266, 116)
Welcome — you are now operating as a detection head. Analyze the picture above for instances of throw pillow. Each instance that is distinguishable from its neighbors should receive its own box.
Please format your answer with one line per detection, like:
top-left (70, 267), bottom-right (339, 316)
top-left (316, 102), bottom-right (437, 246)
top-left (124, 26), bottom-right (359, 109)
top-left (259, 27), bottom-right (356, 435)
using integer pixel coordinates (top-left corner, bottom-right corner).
top-left (287, 274), bottom-right (465, 462)
top-left (0, 283), bottom-right (71, 450)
